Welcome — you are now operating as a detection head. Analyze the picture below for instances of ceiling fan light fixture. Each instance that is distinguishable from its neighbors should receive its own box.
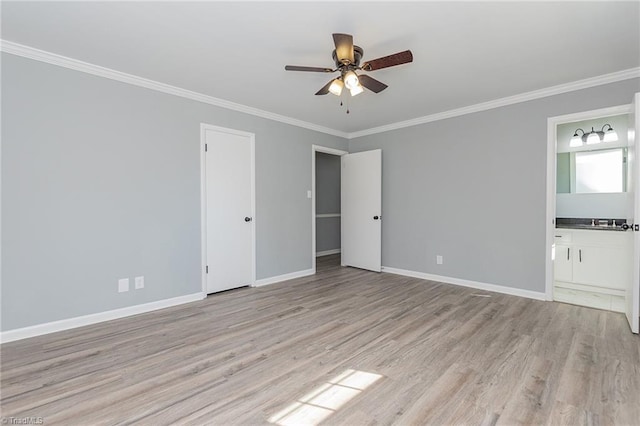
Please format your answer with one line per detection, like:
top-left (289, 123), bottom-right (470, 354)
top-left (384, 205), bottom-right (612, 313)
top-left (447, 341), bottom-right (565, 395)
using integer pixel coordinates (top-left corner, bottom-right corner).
top-left (284, 33), bottom-right (413, 101)
top-left (343, 71), bottom-right (359, 90)
top-left (349, 84), bottom-right (364, 97)
top-left (328, 78), bottom-right (344, 96)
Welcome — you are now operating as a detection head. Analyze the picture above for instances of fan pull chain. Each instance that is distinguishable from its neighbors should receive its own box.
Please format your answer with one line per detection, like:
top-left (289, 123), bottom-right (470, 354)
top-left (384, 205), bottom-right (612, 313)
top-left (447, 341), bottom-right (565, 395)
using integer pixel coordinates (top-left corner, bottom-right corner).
top-left (338, 94), bottom-right (350, 114)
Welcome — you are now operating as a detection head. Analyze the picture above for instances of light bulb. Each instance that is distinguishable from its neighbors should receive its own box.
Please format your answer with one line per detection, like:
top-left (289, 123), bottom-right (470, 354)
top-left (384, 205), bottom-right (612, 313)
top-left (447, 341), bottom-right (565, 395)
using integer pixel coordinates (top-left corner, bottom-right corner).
top-left (328, 79), bottom-right (343, 96)
top-left (349, 84), bottom-right (364, 96)
top-left (343, 71), bottom-right (359, 90)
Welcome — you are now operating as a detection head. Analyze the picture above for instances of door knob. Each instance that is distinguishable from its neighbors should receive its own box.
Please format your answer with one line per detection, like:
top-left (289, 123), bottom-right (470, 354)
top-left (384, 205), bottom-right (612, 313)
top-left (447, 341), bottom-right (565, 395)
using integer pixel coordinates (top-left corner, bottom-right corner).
top-left (373, 216), bottom-right (379, 220)
top-left (244, 217), bottom-right (252, 222)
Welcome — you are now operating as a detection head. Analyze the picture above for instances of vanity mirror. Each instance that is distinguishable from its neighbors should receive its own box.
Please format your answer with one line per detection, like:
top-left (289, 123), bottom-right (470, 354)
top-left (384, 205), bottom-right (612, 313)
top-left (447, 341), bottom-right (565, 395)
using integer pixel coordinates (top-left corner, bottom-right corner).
top-left (557, 147), bottom-right (627, 194)
top-left (556, 113), bottom-right (629, 195)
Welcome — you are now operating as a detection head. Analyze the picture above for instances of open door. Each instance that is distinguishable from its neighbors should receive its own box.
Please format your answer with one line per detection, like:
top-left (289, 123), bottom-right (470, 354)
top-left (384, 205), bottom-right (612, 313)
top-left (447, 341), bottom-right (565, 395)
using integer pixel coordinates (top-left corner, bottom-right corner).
top-left (627, 93), bottom-right (640, 333)
top-left (341, 149), bottom-right (382, 272)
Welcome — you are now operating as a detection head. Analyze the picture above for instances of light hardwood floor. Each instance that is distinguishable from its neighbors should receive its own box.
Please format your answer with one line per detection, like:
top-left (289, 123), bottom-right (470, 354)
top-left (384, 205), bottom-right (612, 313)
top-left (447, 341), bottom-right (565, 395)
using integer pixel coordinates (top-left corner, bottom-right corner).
top-left (2, 255), bottom-right (639, 425)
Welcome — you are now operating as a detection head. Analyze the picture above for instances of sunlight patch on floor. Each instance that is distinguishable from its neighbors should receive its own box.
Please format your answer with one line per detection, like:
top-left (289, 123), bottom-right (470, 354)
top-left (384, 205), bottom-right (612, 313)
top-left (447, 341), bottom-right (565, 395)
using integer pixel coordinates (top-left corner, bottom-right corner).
top-left (268, 369), bottom-right (383, 426)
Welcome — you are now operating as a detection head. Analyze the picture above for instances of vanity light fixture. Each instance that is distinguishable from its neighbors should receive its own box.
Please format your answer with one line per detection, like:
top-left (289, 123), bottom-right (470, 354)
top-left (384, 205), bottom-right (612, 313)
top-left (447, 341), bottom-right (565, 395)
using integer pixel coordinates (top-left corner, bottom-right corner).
top-left (570, 124), bottom-right (618, 147)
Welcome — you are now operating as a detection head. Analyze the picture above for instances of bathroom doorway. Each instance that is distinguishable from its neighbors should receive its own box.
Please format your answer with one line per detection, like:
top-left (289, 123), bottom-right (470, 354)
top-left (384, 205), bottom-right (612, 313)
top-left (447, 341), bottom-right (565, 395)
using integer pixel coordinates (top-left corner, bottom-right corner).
top-left (546, 97), bottom-right (640, 333)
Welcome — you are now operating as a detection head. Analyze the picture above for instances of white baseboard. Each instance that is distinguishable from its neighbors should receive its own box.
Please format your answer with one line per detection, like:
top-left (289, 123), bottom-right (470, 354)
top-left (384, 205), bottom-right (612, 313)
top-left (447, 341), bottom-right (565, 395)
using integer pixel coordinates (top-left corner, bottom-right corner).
top-left (381, 266), bottom-right (546, 301)
top-left (316, 249), bottom-right (341, 257)
top-left (254, 268), bottom-right (315, 287)
top-left (0, 292), bottom-right (206, 344)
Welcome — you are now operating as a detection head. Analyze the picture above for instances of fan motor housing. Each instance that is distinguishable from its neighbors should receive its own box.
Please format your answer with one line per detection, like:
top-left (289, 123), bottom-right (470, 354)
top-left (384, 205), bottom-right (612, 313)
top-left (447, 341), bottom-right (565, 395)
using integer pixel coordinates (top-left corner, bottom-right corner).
top-left (332, 46), bottom-right (364, 68)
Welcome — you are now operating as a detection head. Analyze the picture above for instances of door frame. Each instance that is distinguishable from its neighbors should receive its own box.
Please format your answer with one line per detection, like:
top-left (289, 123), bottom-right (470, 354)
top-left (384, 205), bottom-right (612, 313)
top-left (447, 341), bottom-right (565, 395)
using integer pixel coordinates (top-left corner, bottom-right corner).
top-left (545, 104), bottom-right (633, 301)
top-left (311, 145), bottom-right (348, 273)
top-left (200, 123), bottom-right (256, 294)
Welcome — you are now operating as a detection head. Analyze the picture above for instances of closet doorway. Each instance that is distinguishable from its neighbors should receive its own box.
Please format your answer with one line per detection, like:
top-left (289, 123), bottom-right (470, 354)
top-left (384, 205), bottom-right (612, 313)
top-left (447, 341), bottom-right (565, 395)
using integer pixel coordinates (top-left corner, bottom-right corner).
top-left (312, 146), bottom-right (347, 272)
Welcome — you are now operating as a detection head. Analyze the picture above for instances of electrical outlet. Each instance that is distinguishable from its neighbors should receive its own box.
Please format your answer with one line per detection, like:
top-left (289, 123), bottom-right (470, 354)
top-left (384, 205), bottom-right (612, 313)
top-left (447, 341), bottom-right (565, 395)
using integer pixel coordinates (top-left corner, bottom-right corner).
top-left (307, 190), bottom-right (312, 199)
top-left (118, 278), bottom-right (129, 293)
top-left (135, 276), bottom-right (144, 289)
top-left (436, 255), bottom-right (443, 265)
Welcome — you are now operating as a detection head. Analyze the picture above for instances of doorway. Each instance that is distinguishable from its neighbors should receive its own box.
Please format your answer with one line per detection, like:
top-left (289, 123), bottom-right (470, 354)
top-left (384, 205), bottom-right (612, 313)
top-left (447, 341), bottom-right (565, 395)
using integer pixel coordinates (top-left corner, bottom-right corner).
top-left (311, 146), bottom-right (383, 274)
top-left (201, 124), bottom-right (256, 294)
top-left (312, 145), bottom-right (347, 272)
top-left (546, 102), bottom-right (639, 333)
top-left (315, 152), bottom-right (342, 257)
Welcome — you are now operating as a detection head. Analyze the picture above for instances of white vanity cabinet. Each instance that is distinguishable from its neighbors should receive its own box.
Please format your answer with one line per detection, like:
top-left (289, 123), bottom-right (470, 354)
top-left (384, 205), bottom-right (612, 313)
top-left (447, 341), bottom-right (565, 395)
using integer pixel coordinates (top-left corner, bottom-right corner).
top-left (553, 228), bottom-right (632, 312)
top-left (553, 230), bottom-right (573, 282)
top-left (554, 245), bottom-right (573, 282)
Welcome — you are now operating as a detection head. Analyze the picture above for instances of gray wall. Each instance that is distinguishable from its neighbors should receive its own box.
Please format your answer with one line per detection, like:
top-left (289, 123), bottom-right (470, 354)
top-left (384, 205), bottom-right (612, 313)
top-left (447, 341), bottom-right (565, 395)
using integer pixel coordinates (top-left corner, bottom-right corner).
top-left (315, 152), bottom-right (341, 253)
top-left (1, 53), bottom-right (347, 331)
top-left (349, 78), bottom-right (640, 293)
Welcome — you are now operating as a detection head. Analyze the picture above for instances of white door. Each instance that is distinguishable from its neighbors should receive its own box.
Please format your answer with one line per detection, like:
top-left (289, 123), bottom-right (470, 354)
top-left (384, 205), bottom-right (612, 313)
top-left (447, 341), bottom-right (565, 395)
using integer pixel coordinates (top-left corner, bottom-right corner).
top-left (341, 149), bottom-right (382, 272)
top-left (627, 93), bottom-right (640, 333)
top-left (205, 127), bottom-right (255, 293)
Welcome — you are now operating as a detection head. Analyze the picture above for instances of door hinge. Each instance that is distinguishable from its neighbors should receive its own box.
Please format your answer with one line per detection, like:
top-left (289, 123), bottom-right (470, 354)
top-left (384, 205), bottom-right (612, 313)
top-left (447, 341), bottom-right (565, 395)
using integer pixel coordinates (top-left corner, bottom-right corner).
top-left (206, 265), bottom-right (209, 273)
top-left (205, 143), bottom-right (208, 152)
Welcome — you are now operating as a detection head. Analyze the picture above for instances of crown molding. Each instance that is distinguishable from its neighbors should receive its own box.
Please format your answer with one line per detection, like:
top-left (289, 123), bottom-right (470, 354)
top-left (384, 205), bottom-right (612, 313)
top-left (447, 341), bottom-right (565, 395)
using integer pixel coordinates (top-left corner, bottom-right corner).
top-left (0, 40), bottom-right (349, 139)
top-left (2, 40), bottom-right (638, 141)
top-left (348, 67), bottom-right (640, 139)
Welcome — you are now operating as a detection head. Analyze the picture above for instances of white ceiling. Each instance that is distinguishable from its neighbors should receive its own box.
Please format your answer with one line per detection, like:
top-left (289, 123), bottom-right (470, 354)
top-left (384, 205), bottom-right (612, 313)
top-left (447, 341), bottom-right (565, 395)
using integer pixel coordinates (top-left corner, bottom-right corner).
top-left (2, 1), bottom-right (639, 134)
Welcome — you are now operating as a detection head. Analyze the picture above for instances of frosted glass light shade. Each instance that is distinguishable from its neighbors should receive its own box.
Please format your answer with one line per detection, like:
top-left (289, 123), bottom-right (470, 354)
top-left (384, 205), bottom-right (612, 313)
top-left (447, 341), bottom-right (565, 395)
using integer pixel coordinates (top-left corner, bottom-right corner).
top-left (343, 71), bottom-right (359, 90)
top-left (349, 84), bottom-right (364, 96)
top-left (603, 128), bottom-right (618, 142)
top-left (570, 134), bottom-right (583, 147)
top-left (329, 79), bottom-right (344, 96)
top-left (586, 131), bottom-right (601, 145)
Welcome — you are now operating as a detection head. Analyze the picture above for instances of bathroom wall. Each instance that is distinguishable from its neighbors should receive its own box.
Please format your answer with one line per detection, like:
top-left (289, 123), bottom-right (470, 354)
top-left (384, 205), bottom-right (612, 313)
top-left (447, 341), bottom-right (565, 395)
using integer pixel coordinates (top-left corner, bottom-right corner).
top-left (556, 114), bottom-right (632, 219)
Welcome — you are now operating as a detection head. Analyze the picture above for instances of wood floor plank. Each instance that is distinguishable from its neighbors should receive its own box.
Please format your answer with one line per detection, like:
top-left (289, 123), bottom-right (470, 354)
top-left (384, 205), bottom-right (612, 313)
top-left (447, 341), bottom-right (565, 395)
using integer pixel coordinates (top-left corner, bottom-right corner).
top-left (2, 255), bottom-right (639, 425)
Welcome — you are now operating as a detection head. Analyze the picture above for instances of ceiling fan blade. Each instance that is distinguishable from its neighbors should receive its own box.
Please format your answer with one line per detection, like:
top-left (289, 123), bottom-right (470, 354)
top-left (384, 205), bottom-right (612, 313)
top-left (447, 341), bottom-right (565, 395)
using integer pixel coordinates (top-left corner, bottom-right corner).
top-left (332, 33), bottom-right (354, 64)
top-left (285, 65), bottom-right (334, 72)
top-left (315, 79), bottom-right (334, 95)
top-left (362, 50), bottom-right (413, 71)
top-left (358, 74), bottom-right (388, 93)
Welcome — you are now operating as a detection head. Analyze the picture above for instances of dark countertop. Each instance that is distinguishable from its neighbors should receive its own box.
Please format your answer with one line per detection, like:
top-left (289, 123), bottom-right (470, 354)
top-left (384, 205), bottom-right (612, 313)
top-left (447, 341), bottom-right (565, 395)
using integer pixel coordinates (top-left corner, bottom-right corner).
top-left (555, 224), bottom-right (628, 232)
top-left (555, 218), bottom-right (628, 232)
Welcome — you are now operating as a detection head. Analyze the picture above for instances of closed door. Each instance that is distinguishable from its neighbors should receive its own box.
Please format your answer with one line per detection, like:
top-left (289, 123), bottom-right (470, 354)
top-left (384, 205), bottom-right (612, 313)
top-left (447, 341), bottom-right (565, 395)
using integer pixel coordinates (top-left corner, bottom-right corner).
top-left (341, 149), bottom-right (382, 272)
top-left (205, 127), bottom-right (254, 293)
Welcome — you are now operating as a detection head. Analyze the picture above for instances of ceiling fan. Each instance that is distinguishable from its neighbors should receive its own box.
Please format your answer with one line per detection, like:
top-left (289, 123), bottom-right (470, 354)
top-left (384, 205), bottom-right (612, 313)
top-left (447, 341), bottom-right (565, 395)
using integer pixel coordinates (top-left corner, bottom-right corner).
top-left (285, 33), bottom-right (413, 97)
